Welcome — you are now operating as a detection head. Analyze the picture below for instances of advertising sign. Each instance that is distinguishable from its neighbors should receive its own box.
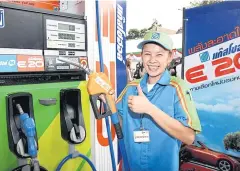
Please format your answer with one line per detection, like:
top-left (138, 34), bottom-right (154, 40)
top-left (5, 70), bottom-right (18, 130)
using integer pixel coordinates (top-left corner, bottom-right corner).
top-left (116, 0), bottom-right (127, 96)
top-left (0, 55), bottom-right (17, 72)
top-left (181, 2), bottom-right (240, 171)
top-left (17, 55), bottom-right (44, 72)
top-left (0, 1), bottom-right (60, 11)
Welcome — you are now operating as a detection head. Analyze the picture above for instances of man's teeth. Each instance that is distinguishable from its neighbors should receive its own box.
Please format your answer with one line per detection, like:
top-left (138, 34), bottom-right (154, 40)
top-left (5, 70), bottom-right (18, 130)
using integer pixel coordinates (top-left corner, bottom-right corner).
top-left (148, 66), bottom-right (159, 71)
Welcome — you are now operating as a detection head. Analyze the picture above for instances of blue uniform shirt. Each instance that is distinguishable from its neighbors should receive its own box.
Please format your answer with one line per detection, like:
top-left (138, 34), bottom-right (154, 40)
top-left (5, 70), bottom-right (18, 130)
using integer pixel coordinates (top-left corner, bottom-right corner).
top-left (116, 70), bottom-right (201, 171)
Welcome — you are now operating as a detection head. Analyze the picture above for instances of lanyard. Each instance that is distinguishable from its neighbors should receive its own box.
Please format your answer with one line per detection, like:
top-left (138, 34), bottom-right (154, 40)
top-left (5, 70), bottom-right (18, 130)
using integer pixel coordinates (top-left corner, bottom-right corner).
top-left (140, 114), bottom-right (144, 130)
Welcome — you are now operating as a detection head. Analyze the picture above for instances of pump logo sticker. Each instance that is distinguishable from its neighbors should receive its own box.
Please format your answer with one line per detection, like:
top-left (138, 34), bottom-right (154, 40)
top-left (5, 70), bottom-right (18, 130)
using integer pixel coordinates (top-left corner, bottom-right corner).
top-left (0, 9), bottom-right (5, 28)
top-left (0, 55), bottom-right (17, 72)
top-left (17, 55), bottom-right (44, 72)
top-left (79, 57), bottom-right (88, 67)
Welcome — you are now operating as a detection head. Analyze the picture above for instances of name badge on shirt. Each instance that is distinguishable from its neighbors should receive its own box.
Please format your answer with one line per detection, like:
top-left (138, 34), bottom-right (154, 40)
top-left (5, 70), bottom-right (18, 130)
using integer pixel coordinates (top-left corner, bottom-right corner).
top-left (134, 130), bottom-right (150, 143)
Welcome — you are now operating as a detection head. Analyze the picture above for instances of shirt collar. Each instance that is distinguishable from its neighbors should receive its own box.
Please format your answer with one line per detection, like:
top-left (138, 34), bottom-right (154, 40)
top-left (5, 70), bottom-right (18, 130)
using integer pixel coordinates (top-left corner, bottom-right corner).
top-left (140, 69), bottom-right (171, 87)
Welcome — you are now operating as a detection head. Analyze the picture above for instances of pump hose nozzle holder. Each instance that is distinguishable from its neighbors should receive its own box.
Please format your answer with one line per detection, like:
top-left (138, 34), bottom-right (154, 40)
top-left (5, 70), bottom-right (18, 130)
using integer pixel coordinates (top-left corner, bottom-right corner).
top-left (57, 88), bottom-right (97, 171)
top-left (6, 93), bottom-right (47, 171)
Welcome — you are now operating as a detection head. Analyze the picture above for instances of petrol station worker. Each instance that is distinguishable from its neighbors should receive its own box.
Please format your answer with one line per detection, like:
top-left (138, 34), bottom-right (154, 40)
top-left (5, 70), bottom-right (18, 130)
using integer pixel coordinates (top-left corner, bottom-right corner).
top-left (116, 31), bottom-right (202, 171)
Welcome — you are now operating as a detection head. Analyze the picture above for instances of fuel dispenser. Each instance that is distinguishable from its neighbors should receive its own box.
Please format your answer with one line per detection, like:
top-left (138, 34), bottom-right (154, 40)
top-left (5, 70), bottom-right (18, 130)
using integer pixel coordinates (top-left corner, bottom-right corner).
top-left (0, 2), bottom-right (92, 171)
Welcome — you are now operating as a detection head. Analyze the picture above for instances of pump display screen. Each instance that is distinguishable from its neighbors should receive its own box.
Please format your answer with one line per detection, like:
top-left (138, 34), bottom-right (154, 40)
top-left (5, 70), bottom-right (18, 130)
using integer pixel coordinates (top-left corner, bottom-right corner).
top-left (58, 33), bottom-right (75, 40)
top-left (46, 19), bottom-right (85, 50)
top-left (58, 23), bottom-right (75, 31)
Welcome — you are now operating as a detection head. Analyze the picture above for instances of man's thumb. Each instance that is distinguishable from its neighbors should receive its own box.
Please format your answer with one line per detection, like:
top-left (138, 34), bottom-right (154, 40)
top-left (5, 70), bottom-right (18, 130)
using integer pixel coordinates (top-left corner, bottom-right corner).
top-left (137, 85), bottom-right (144, 96)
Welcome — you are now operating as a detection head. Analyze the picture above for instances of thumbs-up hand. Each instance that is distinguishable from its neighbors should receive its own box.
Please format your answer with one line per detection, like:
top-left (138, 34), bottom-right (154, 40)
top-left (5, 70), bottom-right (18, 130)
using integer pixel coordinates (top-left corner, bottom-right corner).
top-left (128, 85), bottom-right (152, 114)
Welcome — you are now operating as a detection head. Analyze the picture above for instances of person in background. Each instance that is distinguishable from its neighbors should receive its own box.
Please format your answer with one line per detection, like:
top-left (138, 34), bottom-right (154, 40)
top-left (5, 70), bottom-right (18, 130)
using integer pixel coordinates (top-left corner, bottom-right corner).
top-left (133, 62), bottom-right (142, 79)
top-left (126, 59), bottom-right (133, 82)
top-left (170, 67), bottom-right (177, 76)
top-left (115, 31), bottom-right (201, 171)
top-left (139, 62), bottom-right (146, 78)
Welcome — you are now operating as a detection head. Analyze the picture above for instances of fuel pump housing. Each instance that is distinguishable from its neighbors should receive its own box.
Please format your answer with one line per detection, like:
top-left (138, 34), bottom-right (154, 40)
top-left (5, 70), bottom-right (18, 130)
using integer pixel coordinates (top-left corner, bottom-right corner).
top-left (0, 2), bottom-right (91, 171)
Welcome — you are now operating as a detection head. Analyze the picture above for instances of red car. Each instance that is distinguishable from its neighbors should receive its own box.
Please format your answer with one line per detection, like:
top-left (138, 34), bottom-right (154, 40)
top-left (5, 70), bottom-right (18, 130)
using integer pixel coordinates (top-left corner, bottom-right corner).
top-left (181, 141), bottom-right (240, 171)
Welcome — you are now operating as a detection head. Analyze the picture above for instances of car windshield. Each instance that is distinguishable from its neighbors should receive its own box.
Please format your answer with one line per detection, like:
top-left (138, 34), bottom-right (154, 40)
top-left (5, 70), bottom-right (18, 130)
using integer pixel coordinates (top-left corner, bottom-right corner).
top-left (194, 141), bottom-right (203, 148)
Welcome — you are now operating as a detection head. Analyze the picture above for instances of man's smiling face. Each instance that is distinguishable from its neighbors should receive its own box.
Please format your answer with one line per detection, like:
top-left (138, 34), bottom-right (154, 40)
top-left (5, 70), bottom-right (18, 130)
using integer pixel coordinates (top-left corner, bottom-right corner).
top-left (141, 43), bottom-right (172, 81)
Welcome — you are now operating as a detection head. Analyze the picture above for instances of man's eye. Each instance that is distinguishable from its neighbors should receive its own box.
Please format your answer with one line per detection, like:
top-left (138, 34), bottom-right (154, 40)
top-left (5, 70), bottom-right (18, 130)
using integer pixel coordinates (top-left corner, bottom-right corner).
top-left (157, 54), bottom-right (163, 56)
top-left (144, 53), bottom-right (150, 56)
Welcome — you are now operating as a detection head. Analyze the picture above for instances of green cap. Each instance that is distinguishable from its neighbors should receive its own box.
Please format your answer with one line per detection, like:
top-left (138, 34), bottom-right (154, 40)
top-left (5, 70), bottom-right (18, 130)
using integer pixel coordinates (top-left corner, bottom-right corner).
top-left (137, 31), bottom-right (173, 51)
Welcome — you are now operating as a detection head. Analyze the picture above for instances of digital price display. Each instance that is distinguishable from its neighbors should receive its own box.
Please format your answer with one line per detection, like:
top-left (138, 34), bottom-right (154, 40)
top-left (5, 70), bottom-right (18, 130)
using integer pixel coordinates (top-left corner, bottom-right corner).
top-left (46, 19), bottom-right (85, 50)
